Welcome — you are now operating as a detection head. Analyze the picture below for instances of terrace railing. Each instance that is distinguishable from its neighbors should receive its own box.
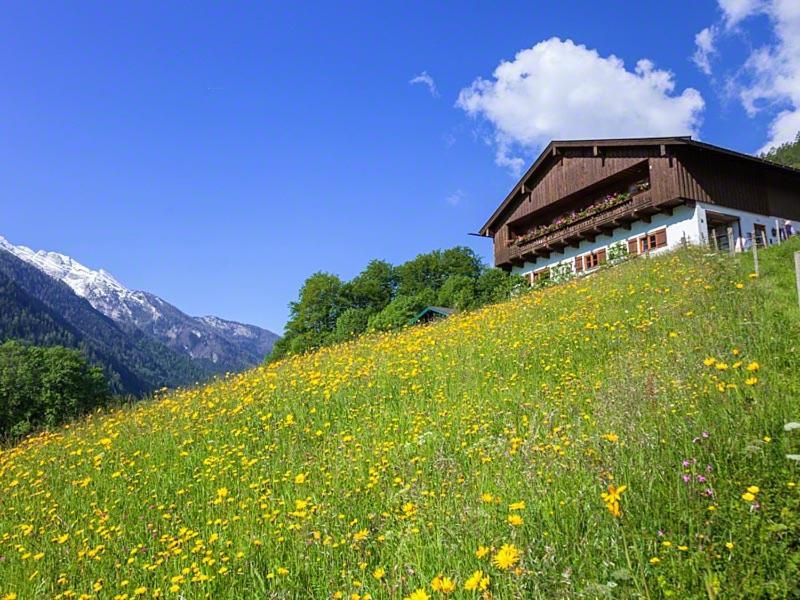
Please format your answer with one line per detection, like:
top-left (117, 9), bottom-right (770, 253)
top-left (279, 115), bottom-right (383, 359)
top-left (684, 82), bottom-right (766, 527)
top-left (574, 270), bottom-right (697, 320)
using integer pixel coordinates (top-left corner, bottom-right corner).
top-left (496, 192), bottom-right (666, 266)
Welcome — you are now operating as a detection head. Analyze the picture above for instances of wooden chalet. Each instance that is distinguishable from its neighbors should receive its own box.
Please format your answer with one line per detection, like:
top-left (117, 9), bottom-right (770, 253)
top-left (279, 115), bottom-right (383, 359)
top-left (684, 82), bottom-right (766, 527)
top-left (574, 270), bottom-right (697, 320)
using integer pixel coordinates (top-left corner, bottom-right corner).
top-left (478, 137), bottom-right (800, 281)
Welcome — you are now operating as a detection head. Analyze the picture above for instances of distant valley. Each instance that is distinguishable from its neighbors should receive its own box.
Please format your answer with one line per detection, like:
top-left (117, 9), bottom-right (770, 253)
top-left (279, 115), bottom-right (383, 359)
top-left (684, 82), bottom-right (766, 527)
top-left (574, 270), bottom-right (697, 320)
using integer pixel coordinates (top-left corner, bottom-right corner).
top-left (0, 236), bottom-right (279, 394)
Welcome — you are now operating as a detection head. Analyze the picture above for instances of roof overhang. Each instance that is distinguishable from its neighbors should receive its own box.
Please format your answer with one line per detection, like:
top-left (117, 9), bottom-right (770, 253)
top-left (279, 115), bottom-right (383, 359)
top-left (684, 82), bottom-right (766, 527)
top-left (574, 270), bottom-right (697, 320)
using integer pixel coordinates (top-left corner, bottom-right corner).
top-left (478, 136), bottom-right (800, 236)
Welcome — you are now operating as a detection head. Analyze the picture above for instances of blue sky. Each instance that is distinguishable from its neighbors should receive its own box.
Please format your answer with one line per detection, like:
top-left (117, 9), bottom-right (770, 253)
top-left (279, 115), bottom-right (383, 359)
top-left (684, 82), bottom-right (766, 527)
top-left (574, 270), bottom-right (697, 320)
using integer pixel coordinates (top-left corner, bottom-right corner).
top-left (2, 1), bottom-right (797, 333)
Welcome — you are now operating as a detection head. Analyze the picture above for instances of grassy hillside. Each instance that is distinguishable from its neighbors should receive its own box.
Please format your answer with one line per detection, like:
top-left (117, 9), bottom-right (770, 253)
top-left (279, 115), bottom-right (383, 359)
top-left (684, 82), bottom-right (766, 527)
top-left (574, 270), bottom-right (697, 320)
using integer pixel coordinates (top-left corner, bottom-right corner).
top-left (2, 240), bottom-right (800, 599)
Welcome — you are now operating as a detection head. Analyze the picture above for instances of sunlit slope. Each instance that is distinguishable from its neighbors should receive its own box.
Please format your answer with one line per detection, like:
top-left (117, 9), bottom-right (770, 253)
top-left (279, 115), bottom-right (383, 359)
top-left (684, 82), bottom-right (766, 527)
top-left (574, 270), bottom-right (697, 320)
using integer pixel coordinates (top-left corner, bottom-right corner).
top-left (2, 242), bottom-right (800, 599)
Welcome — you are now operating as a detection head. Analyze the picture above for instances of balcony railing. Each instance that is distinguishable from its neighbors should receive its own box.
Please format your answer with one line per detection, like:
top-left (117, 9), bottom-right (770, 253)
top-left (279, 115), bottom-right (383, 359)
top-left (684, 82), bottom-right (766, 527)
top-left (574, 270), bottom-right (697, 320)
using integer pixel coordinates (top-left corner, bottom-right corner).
top-left (496, 192), bottom-right (680, 267)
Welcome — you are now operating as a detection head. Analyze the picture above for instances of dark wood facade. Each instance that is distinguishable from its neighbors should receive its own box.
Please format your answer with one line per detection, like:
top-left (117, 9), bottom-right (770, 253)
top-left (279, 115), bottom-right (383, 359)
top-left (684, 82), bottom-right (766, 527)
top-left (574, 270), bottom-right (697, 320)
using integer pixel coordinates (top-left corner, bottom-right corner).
top-left (480, 137), bottom-right (800, 270)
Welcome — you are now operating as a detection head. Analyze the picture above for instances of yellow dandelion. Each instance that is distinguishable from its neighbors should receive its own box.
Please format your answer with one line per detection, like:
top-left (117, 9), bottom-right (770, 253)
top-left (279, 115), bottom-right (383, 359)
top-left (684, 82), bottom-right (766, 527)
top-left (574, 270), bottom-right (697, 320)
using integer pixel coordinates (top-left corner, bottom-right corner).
top-left (507, 514), bottom-right (524, 526)
top-left (431, 575), bottom-right (455, 594)
top-left (492, 543), bottom-right (521, 570)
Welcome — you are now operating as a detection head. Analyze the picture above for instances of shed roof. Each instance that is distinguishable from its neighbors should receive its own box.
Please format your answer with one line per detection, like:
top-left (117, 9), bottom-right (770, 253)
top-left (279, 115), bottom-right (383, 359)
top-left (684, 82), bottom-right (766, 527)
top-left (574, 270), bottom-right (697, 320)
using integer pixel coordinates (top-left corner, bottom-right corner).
top-left (409, 306), bottom-right (454, 325)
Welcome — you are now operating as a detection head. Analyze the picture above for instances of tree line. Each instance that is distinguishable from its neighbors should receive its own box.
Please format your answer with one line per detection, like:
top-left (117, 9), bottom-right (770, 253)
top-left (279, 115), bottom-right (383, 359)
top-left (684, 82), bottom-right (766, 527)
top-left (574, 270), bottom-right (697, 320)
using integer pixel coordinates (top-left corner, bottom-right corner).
top-left (268, 246), bottom-right (525, 360)
top-left (761, 131), bottom-right (800, 169)
top-left (0, 340), bottom-right (110, 439)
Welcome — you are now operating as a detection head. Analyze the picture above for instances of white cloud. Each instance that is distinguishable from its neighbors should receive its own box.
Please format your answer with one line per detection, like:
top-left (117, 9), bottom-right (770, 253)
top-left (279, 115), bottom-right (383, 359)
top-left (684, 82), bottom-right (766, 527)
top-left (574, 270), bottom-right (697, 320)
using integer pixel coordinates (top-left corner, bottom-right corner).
top-left (445, 190), bottom-right (465, 206)
top-left (456, 38), bottom-right (704, 174)
top-left (693, 27), bottom-right (718, 75)
top-left (696, 0), bottom-right (800, 153)
top-left (409, 71), bottom-right (439, 97)
top-left (718, 0), bottom-right (765, 27)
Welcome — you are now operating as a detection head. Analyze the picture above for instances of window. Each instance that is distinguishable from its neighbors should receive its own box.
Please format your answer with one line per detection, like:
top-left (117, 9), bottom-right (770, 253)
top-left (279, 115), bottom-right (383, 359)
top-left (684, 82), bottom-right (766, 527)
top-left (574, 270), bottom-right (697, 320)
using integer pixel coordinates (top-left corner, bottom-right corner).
top-left (629, 228), bottom-right (667, 255)
top-left (640, 232), bottom-right (658, 253)
top-left (577, 249), bottom-right (606, 271)
top-left (754, 223), bottom-right (767, 248)
top-left (531, 268), bottom-right (549, 283)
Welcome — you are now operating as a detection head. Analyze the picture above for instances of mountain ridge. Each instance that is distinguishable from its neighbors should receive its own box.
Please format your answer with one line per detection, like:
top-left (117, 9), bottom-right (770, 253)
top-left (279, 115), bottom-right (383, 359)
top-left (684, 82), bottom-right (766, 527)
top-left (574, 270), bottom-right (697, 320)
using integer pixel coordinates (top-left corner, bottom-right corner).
top-left (0, 235), bottom-right (279, 373)
top-left (0, 249), bottom-right (208, 394)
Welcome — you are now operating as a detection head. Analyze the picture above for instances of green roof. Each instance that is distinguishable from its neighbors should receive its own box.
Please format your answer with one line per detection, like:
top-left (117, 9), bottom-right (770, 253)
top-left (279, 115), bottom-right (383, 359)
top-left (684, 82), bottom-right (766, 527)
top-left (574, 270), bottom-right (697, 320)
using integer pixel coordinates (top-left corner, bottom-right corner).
top-left (409, 306), bottom-right (454, 325)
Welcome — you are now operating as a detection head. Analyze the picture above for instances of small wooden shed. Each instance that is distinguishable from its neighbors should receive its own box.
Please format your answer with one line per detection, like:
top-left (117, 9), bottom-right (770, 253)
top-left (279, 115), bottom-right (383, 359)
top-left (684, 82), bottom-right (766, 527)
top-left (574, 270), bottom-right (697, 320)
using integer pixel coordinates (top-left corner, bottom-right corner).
top-left (409, 306), bottom-right (454, 325)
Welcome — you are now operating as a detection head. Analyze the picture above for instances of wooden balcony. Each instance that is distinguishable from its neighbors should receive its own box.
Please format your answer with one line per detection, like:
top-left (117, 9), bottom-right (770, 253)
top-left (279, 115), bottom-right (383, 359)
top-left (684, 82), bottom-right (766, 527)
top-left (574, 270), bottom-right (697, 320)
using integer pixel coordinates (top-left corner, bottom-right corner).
top-left (496, 193), bottom-right (684, 268)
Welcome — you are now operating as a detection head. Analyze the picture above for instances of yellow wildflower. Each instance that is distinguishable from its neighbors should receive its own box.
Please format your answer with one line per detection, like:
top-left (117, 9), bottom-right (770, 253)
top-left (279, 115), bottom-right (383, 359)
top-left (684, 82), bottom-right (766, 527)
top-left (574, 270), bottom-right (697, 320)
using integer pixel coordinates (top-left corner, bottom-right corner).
top-left (431, 575), bottom-right (455, 594)
top-left (492, 544), bottom-right (521, 570)
top-left (507, 514), bottom-right (524, 526)
top-left (464, 570), bottom-right (490, 591)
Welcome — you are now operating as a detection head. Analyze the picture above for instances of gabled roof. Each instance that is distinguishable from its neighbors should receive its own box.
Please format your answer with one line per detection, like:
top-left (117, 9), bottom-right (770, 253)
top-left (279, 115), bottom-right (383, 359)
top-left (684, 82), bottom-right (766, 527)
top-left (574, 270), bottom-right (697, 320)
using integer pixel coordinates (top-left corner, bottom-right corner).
top-left (409, 306), bottom-right (454, 325)
top-left (478, 136), bottom-right (800, 236)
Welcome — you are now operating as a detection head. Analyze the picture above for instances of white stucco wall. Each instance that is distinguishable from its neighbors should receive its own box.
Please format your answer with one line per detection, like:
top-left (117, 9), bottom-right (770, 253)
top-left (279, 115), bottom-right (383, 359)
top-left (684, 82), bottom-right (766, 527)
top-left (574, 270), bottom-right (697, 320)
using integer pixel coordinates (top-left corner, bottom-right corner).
top-left (511, 204), bottom-right (703, 278)
top-left (510, 201), bottom-right (800, 279)
top-left (695, 202), bottom-right (800, 251)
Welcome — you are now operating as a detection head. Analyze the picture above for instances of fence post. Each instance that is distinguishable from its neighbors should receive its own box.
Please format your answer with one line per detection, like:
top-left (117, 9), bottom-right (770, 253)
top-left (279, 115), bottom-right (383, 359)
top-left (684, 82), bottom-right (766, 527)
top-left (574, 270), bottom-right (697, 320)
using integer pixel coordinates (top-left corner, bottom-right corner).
top-left (752, 230), bottom-right (759, 277)
top-left (727, 226), bottom-right (735, 257)
top-left (795, 252), bottom-right (800, 309)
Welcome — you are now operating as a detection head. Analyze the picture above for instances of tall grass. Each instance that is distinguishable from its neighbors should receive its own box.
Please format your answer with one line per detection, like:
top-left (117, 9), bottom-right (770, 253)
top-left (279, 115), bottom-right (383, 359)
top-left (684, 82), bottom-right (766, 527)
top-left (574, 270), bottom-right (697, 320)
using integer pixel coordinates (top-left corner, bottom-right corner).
top-left (1, 240), bottom-right (799, 599)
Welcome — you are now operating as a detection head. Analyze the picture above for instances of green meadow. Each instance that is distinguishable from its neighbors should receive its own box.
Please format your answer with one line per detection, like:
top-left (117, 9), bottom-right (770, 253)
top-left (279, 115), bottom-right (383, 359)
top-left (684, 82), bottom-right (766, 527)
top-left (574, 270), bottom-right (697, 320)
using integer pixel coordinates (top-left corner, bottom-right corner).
top-left (2, 239), bottom-right (800, 599)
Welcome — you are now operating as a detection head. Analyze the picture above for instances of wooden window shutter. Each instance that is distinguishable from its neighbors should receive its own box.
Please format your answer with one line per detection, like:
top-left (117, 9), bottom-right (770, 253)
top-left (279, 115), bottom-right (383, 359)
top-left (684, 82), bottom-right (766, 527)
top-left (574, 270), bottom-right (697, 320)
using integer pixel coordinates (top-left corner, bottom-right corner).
top-left (628, 238), bottom-right (638, 255)
top-left (654, 228), bottom-right (667, 248)
top-left (597, 248), bottom-right (607, 263)
top-left (575, 256), bottom-right (583, 272)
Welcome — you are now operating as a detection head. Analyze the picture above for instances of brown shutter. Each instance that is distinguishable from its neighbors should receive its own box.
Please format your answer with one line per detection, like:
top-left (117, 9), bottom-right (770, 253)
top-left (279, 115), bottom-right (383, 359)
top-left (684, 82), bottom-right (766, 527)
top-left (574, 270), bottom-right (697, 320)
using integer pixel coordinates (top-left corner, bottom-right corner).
top-left (654, 228), bottom-right (667, 248)
top-left (597, 249), bottom-right (607, 263)
top-left (628, 238), bottom-right (638, 255)
top-left (575, 256), bottom-right (583, 272)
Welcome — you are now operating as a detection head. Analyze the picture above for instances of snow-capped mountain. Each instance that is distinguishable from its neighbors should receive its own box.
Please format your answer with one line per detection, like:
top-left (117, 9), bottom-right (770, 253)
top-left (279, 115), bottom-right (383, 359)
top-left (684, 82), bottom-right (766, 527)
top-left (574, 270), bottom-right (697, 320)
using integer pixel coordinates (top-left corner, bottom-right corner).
top-left (0, 235), bottom-right (279, 372)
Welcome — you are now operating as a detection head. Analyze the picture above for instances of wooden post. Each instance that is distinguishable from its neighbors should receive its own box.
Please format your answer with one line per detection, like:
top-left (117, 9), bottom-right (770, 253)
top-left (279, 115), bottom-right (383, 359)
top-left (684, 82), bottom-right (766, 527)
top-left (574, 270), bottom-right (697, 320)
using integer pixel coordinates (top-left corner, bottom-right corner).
top-left (795, 252), bottom-right (800, 309)
top-left (712, 231), bottom-right (719, 252)
top-left (752, 230), bottom-right (759, 277)
top-left (760, 230), bottom-right (768, 249)
top-left (727, 226), bottom-right (735, 257)
top-left (776, 219), bottom-right (782, 245)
